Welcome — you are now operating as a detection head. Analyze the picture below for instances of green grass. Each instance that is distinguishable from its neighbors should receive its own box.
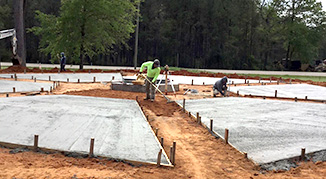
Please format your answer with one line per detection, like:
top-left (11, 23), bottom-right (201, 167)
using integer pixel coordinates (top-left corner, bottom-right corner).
top-left (239, 74), bottom-right (326, 82)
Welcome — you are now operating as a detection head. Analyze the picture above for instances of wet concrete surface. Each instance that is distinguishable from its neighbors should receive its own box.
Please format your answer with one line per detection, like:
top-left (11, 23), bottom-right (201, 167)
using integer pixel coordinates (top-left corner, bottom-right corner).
top-left (178, 97), bottom-right (326, 166)
top-left (0, 73), bottom-right (123, 83)
top-left (0, 80), bottom-right (52, 93)
top-left (0, 95), bottom-right (169, 165)
top-left (229, 84), bottom-right (326, 100)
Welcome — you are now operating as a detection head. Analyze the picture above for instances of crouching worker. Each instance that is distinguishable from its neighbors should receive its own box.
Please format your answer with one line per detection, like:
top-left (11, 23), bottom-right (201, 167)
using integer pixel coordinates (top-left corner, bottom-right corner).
top-left (139, 59), bottom-right (161, 102)
top-left (213, 76), bottom-right (228, 97)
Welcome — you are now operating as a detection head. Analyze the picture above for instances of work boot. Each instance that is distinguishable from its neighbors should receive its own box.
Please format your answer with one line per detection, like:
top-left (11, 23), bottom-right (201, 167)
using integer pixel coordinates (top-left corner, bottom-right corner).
top-left (150, 99), bottom-right (154, 102)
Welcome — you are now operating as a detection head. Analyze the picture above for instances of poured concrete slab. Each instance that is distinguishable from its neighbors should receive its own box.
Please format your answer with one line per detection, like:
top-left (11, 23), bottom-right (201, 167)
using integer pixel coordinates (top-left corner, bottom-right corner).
top-left (0, 95), bottom-right (169, 165)
top-left (178, 97), bottom-right (326, 165)
top-left (0, 73), bottom-right (123, 83)
top-left (229, 84), bottom-right (326, 100)
top-left (0, 80), bottom-right (52, 93)
top-left (124, 75), bottom-right (275, 85)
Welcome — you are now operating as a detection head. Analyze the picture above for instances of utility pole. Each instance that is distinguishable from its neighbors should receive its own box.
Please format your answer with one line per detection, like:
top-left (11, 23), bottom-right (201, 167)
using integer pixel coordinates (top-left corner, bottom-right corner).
top-left (133, 1), bottom-right (140, 69)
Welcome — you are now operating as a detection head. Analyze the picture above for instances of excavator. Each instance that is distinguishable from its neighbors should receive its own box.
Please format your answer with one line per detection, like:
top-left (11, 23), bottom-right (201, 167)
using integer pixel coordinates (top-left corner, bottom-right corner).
top-left (0, 28), bottom-right (19, 68)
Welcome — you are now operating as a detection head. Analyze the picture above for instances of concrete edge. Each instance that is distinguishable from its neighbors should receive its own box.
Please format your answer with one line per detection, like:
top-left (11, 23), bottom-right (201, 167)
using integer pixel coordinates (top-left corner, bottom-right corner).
top-left (0, 141), bottom-right (173, 167)
top-left (174, 99), bottom-right (259, 167)
top-left (135, 98), bottom-right (173, 167)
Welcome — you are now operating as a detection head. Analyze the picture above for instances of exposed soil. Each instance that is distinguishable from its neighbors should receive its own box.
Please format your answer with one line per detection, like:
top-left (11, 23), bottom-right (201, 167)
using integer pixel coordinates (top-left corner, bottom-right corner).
top-left (1, 67), bottom-right (326, 178)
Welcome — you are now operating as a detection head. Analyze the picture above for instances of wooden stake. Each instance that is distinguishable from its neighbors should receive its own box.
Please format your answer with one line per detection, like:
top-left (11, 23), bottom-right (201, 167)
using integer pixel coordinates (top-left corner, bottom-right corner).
top-left (172, 141), bottom-right (176, 165)
top-left (196, 112), bottom-right (199, 123)
top-left (275, 90), bottom-right (277, 98)
top-left (165, 72), bottom-right (168, 95)
top-left (305, 96), bottom-right (308, 100)
top-left (182, 98), bottom-right (185, 112)
top-left (269, 77), bottom-right (272, 83)
top-left (78, 79), bottom-right (80, 83)
top-left (49, 76), bottom-right (51, 81)
top-left (41, 88), bottom-right (44, 92)
top-left (11, 75), bottom-right (13, 78)
top-left (34, 78), bottom-right (36, 82)
top-left (160, 137), bottom-right (164, 147)
top-left (155, 128), bottom-right (158, 136)
top-left (237, 91), bottom-right (239, 96)
top-left (34, 135), bottom-right (39, 152)
top-left (244, 152), bottom-right (248, 158)
top-left (67, 78), bottom-right (69, 82)
top-left (112, 76), bottom-right (115, 80)
top-left (301, 148), bottom-right (305, 161)
top-left (295, 97), bottom-right (297, 102)
top-left (277, 80), bottom-right (279, 85)
top-left (203, 82), bottom-right (205, 85)
top-left (188, 112), bottom-right (191, 117)
top-left (170, 146), bottom-right (174, 165)
top-left (157, 149), bottom-right (162, 166)
top-left (93, 77), bottom-right (96, 83)
top-left (198, 116), bottom-right (201, 124)
top-left (89, 138), bottom-right (95, 157)
top-left (13, 87), bottom-right (15, 93)
top-left (31, 76), bottom-right (33, 80)
top-left (191, 79), bottom-right (194, 85)
top-left (210, 119), bottom-right (213, 131)
top-left (6, 94), bottom-right (9, 97)
top-left (136, 96), bottom-right (138, 102)
top-left (225, 128), bottom-right (229, 144)
top-left (259, 77), bottom-right (261, 83)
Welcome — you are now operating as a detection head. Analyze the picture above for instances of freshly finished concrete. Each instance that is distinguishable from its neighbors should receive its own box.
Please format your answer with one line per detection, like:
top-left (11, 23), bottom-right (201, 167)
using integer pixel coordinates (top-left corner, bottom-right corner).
top-left (0, 73), bottom-right (123, 83)
top-left (229, 84), bottom-right (326, 100)
top-left (0, 95), bottom-right (169, 165)
top-left (0, 80), bottom-right (52, 93)
top-left (178, 97), bottom-right (326, 165)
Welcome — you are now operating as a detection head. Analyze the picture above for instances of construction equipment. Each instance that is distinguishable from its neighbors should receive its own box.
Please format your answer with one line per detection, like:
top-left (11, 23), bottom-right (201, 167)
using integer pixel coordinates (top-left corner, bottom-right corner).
top-left (138, 74), bottom-right (174, 103)
top-left (0, 29), bottom-right (19, 66)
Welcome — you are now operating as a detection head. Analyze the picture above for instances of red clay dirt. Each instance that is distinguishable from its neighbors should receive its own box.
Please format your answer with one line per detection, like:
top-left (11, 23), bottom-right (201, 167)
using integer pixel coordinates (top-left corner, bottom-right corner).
top-left (1, 67), bottom-right (326, 178)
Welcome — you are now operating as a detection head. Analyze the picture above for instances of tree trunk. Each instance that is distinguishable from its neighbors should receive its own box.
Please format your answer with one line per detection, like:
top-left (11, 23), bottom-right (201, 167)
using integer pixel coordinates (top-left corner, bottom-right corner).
top-left (13, 0), bottom-right (26, 67)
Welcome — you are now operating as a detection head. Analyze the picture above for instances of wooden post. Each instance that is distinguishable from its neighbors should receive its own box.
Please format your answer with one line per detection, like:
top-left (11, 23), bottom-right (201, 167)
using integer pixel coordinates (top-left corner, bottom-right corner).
top-left (160, 137), bottom-right (164, 147)
top-left (155, 128), bottom-right (159, 136)
top-left (269, 77), bottom-right (272, 83)
top-left (263, 96), bottom-right (266, 100)
top-left (203, 82), bottom-right (205, 85)
top-left (78, 79), bottom-right (80, 83)
top-left (275, 90), bottom-right (277, 98)
top-left (6, 93), bottom-right (9, 97)
top-left (13, 87), bottom-right (15, 93)
top-left (89, 138), bottom-right (95, 157)
top-left (53, 82), bottom-right (56, 89)
top-left (172, 141), bottom-right (176, 165)
top-left (237, 91), bottom-right (239, 96)
top-left (112, 76), bottom-right (115, 80)
top-left (49, 76), bottom-right (51, 81)
top-left (14, 73), bottom-right (17, 81)
top-left (157, 149), bottom-right (162, 166)
top-left (225, 129), bottom-right (229, 144)
top-left (301, 148), bottom-right (305, 161)
top-left (188, 112), bottom-right (191, 117)
top-left (50, 87), bottom-right (52, 93)
top-left (67, 78), bottom-right (69, 82)
top-left (191, 79), bottom-right (194, 85)
top-left (136, 96), bottom-right (138, 102)
top-left (305, 96), bottom-right (308, 100)
top-left (245, 76), bottom-right (247, 84)
top-left (196, 112), bottom-right (199, 123)
top-left (93, 77), bottom-right (96, 83)
top-left (34, 135), bottom-right (39, 152)
top-left (34, 78), bottom-right (36, 82)
top-left (31, 76), bottom-right (33, 80)
top-left (244, 152), bottom-right (248, 159)
top-left (295, 97), bottom-right (297, 102)
top-left (41, 88), bottom-right (44, 92)
top-left (198, 116), bottom-right (201, 124)
top-left (165, 72), bottom-right (168, 95)
top-left (277, 80), bottom-right (279, 85)
top-left (232, 81), bottom-right (234, 85)
top-left (170, 146), bottom-right (174, 165)
top-left (146, 115), bottom-right (149, 121)
top-left (182, 98), bottom-right (185, 112)
top-left (210, 119), bottom-right (213, 131)
top-left (11, 75), bottom-right (13, 79)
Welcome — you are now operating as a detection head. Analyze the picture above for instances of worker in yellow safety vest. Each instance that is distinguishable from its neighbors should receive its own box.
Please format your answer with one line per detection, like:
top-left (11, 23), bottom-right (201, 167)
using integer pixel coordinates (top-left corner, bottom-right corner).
top-left (139, 59), bottom-right (161, 102)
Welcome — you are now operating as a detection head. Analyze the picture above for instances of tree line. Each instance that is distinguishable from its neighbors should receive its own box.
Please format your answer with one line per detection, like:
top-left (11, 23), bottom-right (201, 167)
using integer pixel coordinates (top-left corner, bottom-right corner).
top-left (0, 0), bottom-right (325, 70)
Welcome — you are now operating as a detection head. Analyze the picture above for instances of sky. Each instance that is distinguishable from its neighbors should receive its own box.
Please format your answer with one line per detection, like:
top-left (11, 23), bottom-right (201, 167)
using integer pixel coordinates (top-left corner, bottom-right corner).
top-left (318, 0), bottom-right (326, 11)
